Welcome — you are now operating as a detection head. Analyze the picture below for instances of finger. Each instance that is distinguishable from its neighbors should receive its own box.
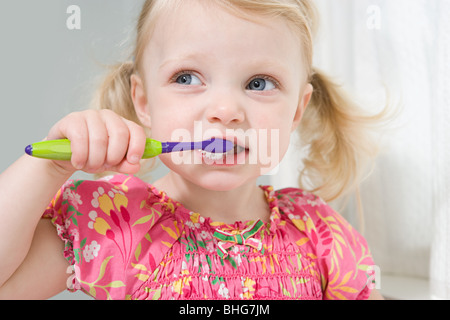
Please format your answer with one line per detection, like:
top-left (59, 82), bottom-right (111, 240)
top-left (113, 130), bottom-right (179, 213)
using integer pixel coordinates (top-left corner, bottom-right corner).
top-left (114, 160), bottom-right (141, 175)
top-left (68, 117), bottom-right (89, 170)
top-left (102, 111), bottom-right (130, 167)
top-left (48, 112), bottom-right (89, 170)
top-left (124, 119), bottom-right (147, 165)
top-left (84, 111), bottom-right (108, 171)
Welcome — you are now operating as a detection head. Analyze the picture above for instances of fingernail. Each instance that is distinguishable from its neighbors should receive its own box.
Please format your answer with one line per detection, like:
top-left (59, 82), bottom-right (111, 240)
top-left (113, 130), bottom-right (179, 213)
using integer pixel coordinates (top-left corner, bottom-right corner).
top-left (130, 155), bottom-right (140, 164)
top-left (74, 163), bottom-right (83, 170)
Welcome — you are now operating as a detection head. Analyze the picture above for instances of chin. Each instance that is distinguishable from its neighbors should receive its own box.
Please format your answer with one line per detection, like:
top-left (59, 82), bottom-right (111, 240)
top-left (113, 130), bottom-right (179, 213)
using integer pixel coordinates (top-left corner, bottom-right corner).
top-left (191, 171), bottom-right (255, 192)
top-left (160, 151), bottom-right (271, 190)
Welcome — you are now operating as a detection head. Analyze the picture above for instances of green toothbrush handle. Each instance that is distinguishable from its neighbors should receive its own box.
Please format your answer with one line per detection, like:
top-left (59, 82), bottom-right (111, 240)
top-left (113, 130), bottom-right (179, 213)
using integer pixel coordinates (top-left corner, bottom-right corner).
top-left (26, 139), bottom-right (163, 160)
top-left (142, 139), bottom-right (162, 158)
top-left (26, 139), bottom-right (73, 161)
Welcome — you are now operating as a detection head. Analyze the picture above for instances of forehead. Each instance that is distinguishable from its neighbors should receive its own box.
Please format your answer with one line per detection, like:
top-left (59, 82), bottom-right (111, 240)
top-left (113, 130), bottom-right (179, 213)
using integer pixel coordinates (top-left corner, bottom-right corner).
top-left (150, 0), bottom-right (298, 34)
top-left (143, 1), bottom-right (303, 72)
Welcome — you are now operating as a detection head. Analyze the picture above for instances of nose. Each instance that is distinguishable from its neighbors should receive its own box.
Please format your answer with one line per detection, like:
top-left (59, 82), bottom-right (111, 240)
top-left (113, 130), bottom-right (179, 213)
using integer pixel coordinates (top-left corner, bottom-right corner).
top-left (205, 89), bottom-right (245, 125)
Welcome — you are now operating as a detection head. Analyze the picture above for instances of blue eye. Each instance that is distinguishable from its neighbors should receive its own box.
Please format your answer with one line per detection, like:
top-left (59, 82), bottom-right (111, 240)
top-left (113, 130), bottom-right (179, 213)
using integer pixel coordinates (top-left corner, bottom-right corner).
top-left (247, 78), bottom-right (276, 91)
top-left (175, 73), bottom-right (202, 85)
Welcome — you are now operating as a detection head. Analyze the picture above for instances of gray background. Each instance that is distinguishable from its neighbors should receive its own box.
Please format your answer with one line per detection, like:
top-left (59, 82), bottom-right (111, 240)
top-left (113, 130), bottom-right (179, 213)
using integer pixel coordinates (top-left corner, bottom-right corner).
top-left (0, 0), bottom-right (142, 171)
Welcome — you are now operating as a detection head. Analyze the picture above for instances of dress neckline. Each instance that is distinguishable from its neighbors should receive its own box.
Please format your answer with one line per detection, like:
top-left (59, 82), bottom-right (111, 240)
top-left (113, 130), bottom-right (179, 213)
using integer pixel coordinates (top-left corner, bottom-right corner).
top-left (147, 183), bottom-right (282, 232)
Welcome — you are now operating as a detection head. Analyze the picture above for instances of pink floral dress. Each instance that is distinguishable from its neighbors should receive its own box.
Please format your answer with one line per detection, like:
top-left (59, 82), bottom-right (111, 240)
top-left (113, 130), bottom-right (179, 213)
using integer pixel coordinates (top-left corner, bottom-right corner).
top-left (43, 174), bottom-right (374, 300)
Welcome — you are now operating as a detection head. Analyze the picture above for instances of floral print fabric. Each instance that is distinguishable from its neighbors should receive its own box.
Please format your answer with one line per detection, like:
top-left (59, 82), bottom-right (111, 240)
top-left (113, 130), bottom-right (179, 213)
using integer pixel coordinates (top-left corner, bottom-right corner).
top-left (43, 174), bottom-right (374, 300)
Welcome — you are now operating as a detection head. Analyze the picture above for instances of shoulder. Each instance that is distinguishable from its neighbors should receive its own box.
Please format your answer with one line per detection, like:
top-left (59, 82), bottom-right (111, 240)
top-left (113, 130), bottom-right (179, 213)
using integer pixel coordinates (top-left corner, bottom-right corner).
top-left (274, 187), bottom-right (342, 238)
top-left (274, 186), bottom-right (366, 256)
top-left (43, 174), bottom-right (170, 241)
top-left (68, 174), bottom-right (150, 197)
top-left (273, 187), bottom-right (375, 300)
top-left (44, 174), bottom-right (151, 215)
top-left (42, 174), bottom-right (175, 299)
top-left (274, 187), bottom-right (326, 213)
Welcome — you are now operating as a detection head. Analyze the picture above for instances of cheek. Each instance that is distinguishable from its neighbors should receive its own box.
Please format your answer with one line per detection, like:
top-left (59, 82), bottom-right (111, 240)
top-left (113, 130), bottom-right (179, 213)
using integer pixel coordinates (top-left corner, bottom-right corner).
top-left (148, 101), bottom-right (187, 140)
top-left (251, 105), bottom-right (297, 163)
top-left (252, 106), bottom-right (296, 137)
top-left (150, 119), bottom-right (189, 142)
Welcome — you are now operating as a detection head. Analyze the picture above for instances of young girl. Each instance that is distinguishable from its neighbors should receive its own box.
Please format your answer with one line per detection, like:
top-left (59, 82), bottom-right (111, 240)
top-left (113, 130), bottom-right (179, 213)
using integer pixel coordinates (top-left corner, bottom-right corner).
top-left (0, 0), bottom-right (384, 300)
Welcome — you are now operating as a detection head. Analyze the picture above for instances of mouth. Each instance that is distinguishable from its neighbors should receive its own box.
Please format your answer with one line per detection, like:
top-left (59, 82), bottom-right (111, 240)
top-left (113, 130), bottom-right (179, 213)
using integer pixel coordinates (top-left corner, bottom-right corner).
top-left (199, 144), bottom-right (246, 160)
top-left (198, 138), bottom-right (248, 161)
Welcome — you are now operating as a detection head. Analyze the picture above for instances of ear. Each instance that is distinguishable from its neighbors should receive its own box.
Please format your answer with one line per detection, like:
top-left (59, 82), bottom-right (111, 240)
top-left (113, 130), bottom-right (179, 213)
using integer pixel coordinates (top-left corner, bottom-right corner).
top-left (291, 83), bottom-right (313, 132)
top-left (131, 74), bottom-right (151, 127)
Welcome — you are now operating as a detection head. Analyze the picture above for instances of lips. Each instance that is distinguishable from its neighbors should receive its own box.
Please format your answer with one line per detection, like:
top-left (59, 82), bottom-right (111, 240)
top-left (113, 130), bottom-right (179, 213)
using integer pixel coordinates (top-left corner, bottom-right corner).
top-left (230, 143), bottom-right (246, 155)
top-left (199, 136), bottom-right (249, 163)
top-left (202, 136), bottom-right (247, 157)
top-left (200, 145), bottom-right (244, 159)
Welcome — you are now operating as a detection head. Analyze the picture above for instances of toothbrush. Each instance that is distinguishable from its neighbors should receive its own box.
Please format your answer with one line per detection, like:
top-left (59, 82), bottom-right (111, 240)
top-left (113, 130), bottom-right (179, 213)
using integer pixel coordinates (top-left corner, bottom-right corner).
top-left (25, 138), bottom-right (234, 161)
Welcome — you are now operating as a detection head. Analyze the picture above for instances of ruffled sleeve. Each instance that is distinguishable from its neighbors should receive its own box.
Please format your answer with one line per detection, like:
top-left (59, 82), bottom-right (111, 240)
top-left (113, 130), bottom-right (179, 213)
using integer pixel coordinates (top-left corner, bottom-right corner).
top-left (275, 188), bottom-right (375, 300)
top-left (42, 174), bottom-right (179, 300)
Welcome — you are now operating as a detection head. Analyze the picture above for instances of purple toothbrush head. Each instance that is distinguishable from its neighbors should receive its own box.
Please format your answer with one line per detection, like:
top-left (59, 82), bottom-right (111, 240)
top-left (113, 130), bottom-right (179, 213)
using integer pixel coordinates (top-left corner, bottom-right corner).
top-left (160, 138), bottom-right (235, 154)
top-left (202, 138), bottom-right (235, 153)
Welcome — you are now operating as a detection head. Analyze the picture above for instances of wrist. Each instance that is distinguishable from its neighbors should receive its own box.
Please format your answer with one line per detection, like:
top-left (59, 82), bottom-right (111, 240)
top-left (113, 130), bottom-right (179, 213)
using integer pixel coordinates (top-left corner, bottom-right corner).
top-left (45, 160), bottom-right (77, 181)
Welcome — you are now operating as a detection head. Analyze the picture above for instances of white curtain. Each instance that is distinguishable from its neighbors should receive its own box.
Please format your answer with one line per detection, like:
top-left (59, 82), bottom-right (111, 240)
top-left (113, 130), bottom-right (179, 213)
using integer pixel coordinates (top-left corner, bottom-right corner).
top-left (270, 0), bottom-right (450, 299)
top-left (429, 0), bottom-right (450, 301)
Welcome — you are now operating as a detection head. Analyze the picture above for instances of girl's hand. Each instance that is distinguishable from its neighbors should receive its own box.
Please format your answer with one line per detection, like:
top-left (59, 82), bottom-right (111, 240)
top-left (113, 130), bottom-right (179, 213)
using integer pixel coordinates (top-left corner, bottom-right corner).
top-left (46, 109), bottom-right (147, 175)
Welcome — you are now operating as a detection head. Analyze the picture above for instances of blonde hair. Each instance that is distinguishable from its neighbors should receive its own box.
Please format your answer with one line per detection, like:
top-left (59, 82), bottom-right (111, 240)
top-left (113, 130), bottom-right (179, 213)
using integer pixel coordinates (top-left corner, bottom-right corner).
top-left (91, 0), bottom-right (388, 202)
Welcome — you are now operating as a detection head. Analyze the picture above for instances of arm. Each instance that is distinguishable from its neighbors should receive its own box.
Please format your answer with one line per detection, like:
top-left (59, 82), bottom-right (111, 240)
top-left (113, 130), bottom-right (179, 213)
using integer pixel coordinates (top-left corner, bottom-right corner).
top-left (0, 219), bottom-right (70, 299)
top-left (0, 155), bottom-right (73, 290)
top-left (0, 110), bottom-right (146, 298)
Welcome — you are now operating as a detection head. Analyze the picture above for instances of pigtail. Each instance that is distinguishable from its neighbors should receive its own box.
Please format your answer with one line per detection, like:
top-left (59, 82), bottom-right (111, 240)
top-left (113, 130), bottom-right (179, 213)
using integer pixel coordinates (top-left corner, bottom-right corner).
top-left (298, 68), bottom-right (386, 202)
top-left (91, 62), bottom-right (143, 126)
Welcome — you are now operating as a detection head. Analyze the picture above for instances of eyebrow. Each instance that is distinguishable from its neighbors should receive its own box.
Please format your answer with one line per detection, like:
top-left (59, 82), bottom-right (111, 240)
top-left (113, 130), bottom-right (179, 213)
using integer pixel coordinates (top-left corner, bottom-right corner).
top-left (247, 60), bottom-right (290, 75)
top-left (158, 53), bottom-right (210, 71)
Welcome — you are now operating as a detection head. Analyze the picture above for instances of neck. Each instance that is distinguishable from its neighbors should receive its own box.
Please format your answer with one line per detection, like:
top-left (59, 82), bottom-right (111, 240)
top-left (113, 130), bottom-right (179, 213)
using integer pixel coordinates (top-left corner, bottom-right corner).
top-left (153, 172), bottom-right (270, 224)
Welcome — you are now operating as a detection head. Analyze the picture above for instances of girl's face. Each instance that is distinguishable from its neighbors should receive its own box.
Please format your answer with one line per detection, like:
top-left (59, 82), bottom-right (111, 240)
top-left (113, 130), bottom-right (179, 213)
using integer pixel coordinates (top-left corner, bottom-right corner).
top-left (132, 1), bottom-right (312, 191)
